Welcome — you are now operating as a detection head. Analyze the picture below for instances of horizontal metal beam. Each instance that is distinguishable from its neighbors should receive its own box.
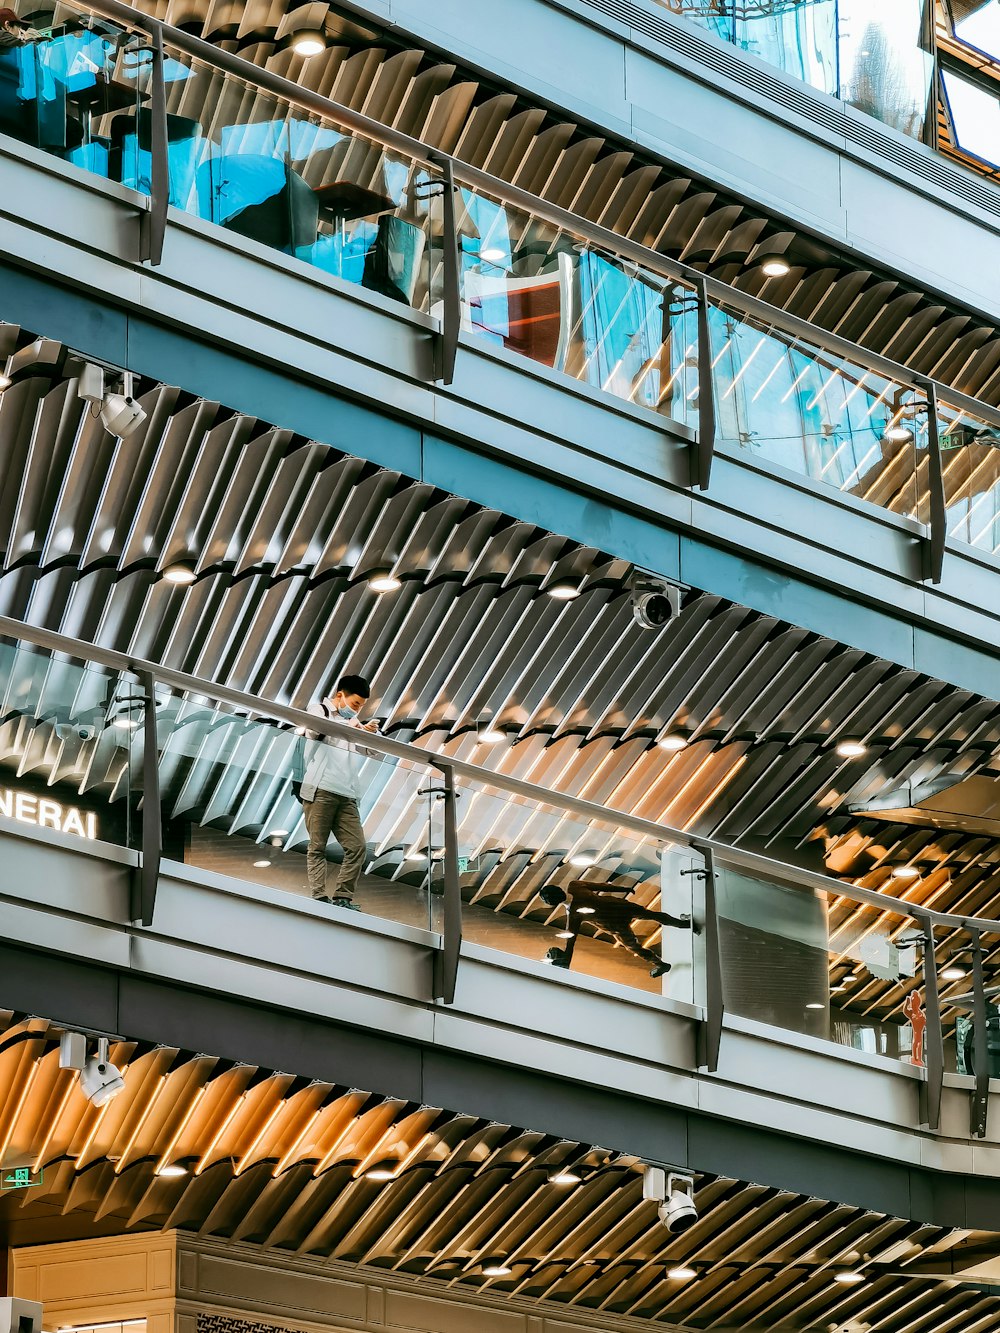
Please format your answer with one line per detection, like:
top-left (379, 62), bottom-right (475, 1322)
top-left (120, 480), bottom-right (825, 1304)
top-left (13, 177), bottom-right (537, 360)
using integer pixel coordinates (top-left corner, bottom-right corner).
top-left (1, 612), bottom-right (997, 939)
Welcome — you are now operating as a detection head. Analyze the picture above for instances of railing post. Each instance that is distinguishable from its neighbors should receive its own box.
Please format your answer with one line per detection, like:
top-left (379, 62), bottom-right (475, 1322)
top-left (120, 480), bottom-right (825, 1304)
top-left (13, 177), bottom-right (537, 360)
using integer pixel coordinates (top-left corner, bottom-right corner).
top-left (433, 762), bottom-right (462, 1003)
top-left (923, 381), bottom-right (946, 584)
top-left (432, 155), bottom-right (461, 386)
top-left (694, 276), bottom-right (716, 491)
top-left (970, 927), bottom-right (990, 1138)
top-left (139, 21), bottom-right (168, 267)
top-left (130, 669), bottom-right (161, 926)
top-left (917, 915), bottom-right (943, 1132)
top-left (693, 844), bottom-right (723, 1072)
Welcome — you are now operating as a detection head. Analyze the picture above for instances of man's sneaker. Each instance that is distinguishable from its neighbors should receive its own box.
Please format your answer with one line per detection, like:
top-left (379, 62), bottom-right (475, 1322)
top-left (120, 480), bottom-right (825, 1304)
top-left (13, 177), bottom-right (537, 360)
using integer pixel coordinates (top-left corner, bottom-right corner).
top-left (311, 892), bottom-right (333, 904)
top-left (650, 961), bottom-right (672, 978)
top-left (331, 897), bottom-right (360, 912)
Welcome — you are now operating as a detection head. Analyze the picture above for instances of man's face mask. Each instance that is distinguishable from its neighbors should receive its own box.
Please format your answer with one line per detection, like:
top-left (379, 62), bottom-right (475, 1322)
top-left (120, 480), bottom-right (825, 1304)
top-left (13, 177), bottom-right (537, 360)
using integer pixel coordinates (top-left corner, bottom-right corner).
top-left (338, 704), bottom-right (358, 720)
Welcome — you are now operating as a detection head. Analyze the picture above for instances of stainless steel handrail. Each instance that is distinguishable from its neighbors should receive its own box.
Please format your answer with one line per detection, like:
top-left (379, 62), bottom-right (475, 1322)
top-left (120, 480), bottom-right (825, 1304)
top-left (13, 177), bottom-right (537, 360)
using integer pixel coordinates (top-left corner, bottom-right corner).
top-left (2, 610), bottom-right (997, 937)
top-left (72, 0), bottom-right (1000, 435)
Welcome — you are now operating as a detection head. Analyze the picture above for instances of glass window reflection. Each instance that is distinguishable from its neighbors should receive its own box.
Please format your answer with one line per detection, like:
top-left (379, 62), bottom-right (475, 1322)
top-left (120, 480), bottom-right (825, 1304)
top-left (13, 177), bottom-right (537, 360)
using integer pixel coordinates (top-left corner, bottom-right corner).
top-left (943, 67), bottom-right (1000, 167)
top-left (948, 0), bottom-right (1000, 61)
top-left (839, 0), bottom-right (933, 138)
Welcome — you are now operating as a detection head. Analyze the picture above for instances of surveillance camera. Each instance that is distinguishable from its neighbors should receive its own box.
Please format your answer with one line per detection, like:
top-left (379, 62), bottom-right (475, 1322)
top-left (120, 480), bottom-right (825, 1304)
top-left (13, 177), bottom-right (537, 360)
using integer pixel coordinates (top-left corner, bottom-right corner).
top-left (658, 1173), bottom-right (698, 1233)
top-left (80, 1051), bottom-right (126, 1106)
top-left (630, 575), bottom-right (682, 631)
top-left (55, 722), bottom-right (97, 741)
top-left (101, 393), bottom-right (147, 439)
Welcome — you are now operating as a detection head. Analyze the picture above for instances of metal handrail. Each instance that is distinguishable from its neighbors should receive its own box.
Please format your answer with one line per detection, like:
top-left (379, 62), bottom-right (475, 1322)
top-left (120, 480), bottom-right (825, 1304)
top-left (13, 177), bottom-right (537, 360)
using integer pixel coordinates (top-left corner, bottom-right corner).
top-left (2, 610), bottom-right (997, 938)
top-left (70, 0), bottom-right (1000, 436)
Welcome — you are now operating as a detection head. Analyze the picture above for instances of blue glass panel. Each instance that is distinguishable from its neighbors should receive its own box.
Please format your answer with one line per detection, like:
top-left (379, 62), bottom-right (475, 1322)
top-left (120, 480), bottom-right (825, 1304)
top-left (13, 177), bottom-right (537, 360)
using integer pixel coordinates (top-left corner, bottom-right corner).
top-left (942, 68), bottom-right (1000, 168)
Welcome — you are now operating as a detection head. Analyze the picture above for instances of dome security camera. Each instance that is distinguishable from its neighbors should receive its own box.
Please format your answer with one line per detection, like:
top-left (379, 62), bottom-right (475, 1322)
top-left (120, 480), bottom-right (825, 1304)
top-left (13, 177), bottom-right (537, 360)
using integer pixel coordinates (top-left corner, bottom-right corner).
top-left (658, 1173), bottom-right (698, 1233)
top-left (630, 575), bottom-right (682, 632)
top-left (101, 393), bottom-right (147, 439)
top-left (55, 722), bottom-right (97, 741)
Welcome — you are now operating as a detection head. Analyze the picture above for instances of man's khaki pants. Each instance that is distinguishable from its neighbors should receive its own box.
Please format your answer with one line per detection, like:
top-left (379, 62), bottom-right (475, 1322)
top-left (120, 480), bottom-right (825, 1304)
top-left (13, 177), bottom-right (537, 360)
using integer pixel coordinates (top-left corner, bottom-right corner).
top-left (302, 792), bottom-right (367, 899)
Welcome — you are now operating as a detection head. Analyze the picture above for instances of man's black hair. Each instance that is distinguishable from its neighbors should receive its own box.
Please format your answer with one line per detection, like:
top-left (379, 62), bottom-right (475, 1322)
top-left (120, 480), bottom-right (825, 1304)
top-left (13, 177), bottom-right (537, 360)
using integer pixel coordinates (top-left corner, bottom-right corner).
top-left (540, 885), bottom-right (567, 907)
top-left (337, 673), bottom-right (371, 699)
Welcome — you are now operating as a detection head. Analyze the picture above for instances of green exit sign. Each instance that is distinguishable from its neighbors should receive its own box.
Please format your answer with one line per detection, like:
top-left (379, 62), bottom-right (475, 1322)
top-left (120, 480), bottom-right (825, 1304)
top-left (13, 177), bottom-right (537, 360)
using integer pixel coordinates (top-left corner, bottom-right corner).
top-left (1, 1165), bottom-right (43, 1191)
top-left (457, 856), bottom-right (469, 873)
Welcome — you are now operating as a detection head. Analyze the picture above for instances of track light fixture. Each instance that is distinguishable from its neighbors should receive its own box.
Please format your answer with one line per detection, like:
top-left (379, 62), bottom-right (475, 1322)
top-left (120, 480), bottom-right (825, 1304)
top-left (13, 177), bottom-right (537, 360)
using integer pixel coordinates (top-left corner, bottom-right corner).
top-left (644, 1165), bottom-right (699, 1233)
top-left (59, 1032), bottom-right (125, 1107)
top-left (77, 361), bottom-right (147, 438)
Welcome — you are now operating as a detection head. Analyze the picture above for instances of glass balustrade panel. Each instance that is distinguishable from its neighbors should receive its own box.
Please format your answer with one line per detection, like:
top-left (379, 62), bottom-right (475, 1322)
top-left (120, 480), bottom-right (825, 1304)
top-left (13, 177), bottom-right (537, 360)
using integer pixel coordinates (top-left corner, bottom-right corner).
top-left (733, 0), bottom-right (838, 95)
top-left (947, 924), bottom-right (1000, 1080)
top-left (0, 637), bottom-right (133, 849)
top-left (451, 776), bottom-right (697, 1002)
top-left (145, 696), bottom-right (437, 932)
top-left (454, 182), bottom-right (700, 431)
top-left (710, 300), bottom-right (920, 518)
top-left (145, 46), bottom-right (440, 312)
top-left (0, 2), bottom-right (142, 182)
top-left (713, 858), bottom-right (943, 1066)
top-left (936, 398), bottom-right (1000, 557)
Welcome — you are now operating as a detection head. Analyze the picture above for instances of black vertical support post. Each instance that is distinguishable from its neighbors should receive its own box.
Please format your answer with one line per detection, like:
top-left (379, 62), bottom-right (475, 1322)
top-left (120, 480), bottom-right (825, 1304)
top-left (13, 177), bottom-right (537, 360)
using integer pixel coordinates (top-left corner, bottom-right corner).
top-left (924, 381), bottom-right (946, 584)
top-left (696, 845), bottom-right (723, 1073)
top-left (436, 155), bottom-right (460, 386)
top-left (140, 21), bottom-right (168, 267)
top-left (434, 763), bottom-right (462, 1003)
top-left (970, 927), bottom-right (990, 1138)
top-left (694, 277), bottom-right (716, 491)
top-left (918, 915), bottom-right (943, 1132)
top-left (130, 669), bottom-right (161, 926)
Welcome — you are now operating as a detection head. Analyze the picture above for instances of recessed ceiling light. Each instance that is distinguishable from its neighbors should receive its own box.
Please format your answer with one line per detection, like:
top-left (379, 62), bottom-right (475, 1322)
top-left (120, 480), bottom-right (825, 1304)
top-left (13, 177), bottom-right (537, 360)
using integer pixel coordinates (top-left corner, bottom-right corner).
top-left (368, 569), bottom-right (402, 593)
top-left (290, 29), bottom-right (327, 56)
top-left (575, 905), bottom-right (596, 916)
top-left (942, 965), bottom-right (967, 981)
top-left (555, 930), bottom-right (575, 939)
top-left (546, 579), bottom-right (582, 601)
top-left (667, 1265), bottom-right (698, 1280)
top-left (548, 1169), bottom-right (582, 1185)
top-left (658, 733), bottom-right (689, 752)
top-left (0, 372), bottom-right (11, 391)
top-left (761, 257), bottom-right (791, 277)
top-left (478, 725), bottom-right (506, 744)
top-left (480, 246), bottom-right (507, 263)
top-left (883, 425), bottom-right (913, 443)
top-left (113, 714), bottom-right (138, 730)
top-left (163, 562), bottom-right (197, 585)
top-left (890, 865), bottom-right (920, 880)
top-left (835, 740), bottom-right (867, 758)
top-left (364, 1164), bottom-right (399, 1181)
top-left (253, 858), bottom-right (272, 868)
top-left (833, 1269), bottom-right (865, 1285)
top-left (569, 852), bottom-right (596, 868)
top-left (157, 1163), bottom-right (188, 1178)
top-left (267, 829), bottom-right (288, 841)
top-left (806, 1002), bottom-right (825, 1010)
top-left (481, 1258), bottom-right (513, 1277)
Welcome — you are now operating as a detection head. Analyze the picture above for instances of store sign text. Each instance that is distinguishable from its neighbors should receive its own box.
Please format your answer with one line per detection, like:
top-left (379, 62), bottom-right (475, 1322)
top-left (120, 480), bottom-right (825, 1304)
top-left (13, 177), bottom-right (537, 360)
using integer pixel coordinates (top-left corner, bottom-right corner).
top-left (0, 789), bottom-right (97, 839)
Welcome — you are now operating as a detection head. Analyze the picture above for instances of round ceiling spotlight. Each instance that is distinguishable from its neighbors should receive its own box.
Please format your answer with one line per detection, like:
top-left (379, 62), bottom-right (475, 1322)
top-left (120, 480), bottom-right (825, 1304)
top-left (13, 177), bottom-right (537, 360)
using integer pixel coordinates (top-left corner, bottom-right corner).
top-left (832, 1269), bottom-right (865, 1285)
top-left (575, 905), bottom-right (596, 916)
top-left (667, 1265), bottom-right (698, 1281)
top-left (364, 1161), bottom-right (400, 1181)
top-left (569, 851), bottom-right (597, 868)
top-left (806, 1001), bottom-right (825, 1011)
top-left (889, 864), bottom-right (920, 881)
top-left (163, 562), bottom-right (197, 585)
top-left (477, 718), bottom-right (507, 745)
top-left (761, 257), bottom-right (791, 278)
top-left (290, 28), bottom-right (327, 56)
top-left (481, 1258), bottom-right (513, 1277)
top-left (480, 246), bottom-right (507, 264)
top-left (0, 372), bottom-right (11, 391)
top-left (368, 569), bottom-right (402, 593)
top-left (941, 965), bottom-right (967, 981)
top-left (883, 424), bottom-right (913, 443)
top-left (548, 1169), bottom-right (582, 1185)
top-left (253, 858), bottom-right (272, 868)
top-left (658, 732), bottom-right (690, 752)
top-left (546, 578), bottom-right (582, 601)
top-left (835, 740), bottom-right (867, 758)
top-left (157, 1163), bottom-right (188, 1178)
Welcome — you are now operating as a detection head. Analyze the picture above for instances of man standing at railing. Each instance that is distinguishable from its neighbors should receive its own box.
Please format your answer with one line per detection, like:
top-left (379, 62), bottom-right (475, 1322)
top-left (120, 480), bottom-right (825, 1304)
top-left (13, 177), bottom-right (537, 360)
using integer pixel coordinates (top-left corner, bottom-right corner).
top-left (296, 674), bottom-right (379, 911)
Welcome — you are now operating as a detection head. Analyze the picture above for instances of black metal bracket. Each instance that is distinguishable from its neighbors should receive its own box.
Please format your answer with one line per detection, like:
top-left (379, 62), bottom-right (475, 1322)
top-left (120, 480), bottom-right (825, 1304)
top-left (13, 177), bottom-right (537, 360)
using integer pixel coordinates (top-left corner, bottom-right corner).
top-left (137, 21), bottom-right (168, 267)
top-left (917, 915), bottom-right (943, 1132)
top-left (693, 276), bottom-right (716, 491)
top-left (129, 670), bottom-right (161, 926)
top-left (922, 381), bottom-right (946, 585)
top-left (431, 762), bottom-right (462, 1004)
top-left (428, 153), bottom-right (460, 386)
top-left (970, 927), bottom-right (990, 1138)
top-left (692, 843), bottom-right (723, 1073)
